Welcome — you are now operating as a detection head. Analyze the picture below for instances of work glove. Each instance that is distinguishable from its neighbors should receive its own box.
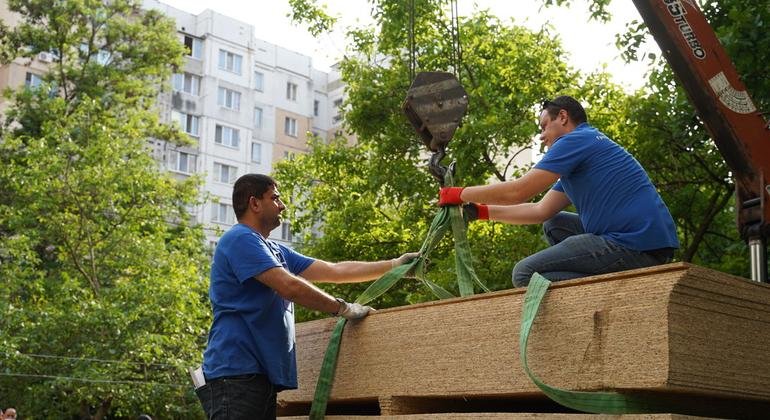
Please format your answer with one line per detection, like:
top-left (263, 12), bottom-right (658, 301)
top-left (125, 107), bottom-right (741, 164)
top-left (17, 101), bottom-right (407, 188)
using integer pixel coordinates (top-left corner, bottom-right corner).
top-left (438, 187), bottom-right (464, 206)
top-left (462, 203), bottom-right (489, 222)
top-left (335, 298), bottom-right (374, 320)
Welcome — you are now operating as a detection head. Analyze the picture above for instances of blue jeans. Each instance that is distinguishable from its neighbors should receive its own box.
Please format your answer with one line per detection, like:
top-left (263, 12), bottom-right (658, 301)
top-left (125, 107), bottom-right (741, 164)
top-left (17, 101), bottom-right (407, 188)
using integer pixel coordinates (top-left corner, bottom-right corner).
top-left (196, 373), bottom-right (276, 420)
top-left (512, 212), bottom-right (672, 287)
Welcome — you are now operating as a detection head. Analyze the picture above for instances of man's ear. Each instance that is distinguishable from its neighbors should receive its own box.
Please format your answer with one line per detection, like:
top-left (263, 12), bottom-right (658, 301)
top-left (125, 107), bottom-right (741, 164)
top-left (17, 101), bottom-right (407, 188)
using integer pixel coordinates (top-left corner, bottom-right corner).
top-left (250, 195), bottom-right (261, 212)
top-left (558, 109), bottom-right (569, 126)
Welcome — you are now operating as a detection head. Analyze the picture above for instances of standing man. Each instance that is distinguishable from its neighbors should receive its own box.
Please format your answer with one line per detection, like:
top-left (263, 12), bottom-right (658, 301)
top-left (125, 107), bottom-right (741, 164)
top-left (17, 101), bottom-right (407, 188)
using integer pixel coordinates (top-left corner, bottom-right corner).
top-left (439, 95), bottom-right (678, 286)
top-left (197, 173), bottom-right (418, 419)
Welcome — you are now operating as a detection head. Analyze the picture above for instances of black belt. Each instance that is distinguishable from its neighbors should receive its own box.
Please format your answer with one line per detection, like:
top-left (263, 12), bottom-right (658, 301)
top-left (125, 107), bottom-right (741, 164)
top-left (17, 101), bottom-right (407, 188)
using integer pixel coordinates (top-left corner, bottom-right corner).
top-left (644, 247), bottom-right (675, 260)
top-left (207, 373), bottom-right (267, 382)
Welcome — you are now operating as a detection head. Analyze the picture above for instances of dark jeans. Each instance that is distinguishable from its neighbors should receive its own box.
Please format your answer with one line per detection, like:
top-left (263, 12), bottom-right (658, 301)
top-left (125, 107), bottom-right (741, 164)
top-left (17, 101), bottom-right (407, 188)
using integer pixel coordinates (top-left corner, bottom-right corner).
top-left (512, 211), bottom-right (673, 287)
top-left (196, 373), bottom-right (276, 420)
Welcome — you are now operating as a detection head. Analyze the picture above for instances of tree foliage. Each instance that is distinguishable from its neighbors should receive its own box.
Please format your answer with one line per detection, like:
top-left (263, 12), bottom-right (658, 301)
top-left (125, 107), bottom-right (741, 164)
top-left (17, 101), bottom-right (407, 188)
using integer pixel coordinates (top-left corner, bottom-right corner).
top-left (281, 0), bottom-right (633, 322)
top-left (284, 0), bottom-right (768, 309)
top-left (0, 0), bottom-right (209, 417)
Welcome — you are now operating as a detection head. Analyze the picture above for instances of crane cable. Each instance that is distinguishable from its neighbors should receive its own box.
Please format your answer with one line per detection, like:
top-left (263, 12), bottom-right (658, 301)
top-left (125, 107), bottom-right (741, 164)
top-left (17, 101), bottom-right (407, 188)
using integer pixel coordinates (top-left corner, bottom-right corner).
top-left (408, 0), bottom-right (416, 82)
top-left (407, 0), bottom-right (463, 83)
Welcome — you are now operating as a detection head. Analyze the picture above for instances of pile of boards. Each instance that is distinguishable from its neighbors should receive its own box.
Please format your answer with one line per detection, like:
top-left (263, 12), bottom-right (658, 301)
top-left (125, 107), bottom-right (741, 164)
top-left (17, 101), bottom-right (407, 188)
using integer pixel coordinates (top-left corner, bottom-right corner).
top-left (278, 263), bottom-right (770, 419)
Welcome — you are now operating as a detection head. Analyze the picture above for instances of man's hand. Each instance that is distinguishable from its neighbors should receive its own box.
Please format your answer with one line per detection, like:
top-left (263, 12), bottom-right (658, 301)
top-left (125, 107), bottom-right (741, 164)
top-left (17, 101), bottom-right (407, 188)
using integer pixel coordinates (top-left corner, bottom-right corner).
top-left (335, 299), bottom-right (375, 320)
top-left (392, 252), bottom-right (420, 267)
top-left (439, 187), bottom-right (464, 206)
top-left (462, 203), bottom-right (489, 222)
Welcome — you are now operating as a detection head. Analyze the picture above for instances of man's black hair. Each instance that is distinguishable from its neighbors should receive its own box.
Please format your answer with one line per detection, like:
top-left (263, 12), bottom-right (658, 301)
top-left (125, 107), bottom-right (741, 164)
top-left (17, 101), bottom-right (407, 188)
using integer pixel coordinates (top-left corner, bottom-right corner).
top-left (541, 95), bottom-right (588, 125)
top-left (232, 174), bottom-right (277, 220)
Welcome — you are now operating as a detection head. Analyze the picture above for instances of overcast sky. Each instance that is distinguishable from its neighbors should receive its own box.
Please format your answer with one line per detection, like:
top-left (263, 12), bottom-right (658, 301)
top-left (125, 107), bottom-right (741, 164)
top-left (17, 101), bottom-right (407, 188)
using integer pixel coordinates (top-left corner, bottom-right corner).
top-left (160, 0), bottom-right (658, 91)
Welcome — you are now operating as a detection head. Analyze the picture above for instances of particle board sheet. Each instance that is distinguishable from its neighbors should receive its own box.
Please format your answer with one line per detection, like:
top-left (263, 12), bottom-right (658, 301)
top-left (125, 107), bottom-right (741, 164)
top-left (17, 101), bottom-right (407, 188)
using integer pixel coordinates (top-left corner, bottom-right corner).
top-left (280, 263), bottom-right (770, 410)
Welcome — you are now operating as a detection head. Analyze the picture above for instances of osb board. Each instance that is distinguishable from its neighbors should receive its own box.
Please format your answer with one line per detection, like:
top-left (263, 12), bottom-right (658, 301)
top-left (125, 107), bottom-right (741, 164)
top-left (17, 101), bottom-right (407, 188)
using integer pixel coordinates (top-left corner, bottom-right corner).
top-left (280, 263), bottom-right (770, 405)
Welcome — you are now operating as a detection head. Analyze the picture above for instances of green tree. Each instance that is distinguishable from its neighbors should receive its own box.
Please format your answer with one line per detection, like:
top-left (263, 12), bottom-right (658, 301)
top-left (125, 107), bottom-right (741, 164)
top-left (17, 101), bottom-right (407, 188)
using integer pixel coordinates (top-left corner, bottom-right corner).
top-left (281, 0), bottom-right (633, 321)
top-left (0, 0), bottom-right (209, 417)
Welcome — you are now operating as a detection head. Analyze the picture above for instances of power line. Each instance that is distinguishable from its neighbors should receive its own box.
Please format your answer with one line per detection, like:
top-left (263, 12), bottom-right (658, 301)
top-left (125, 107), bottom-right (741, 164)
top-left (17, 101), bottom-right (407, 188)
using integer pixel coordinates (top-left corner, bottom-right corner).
top-left (0, 372), bottom-right (188, 388)
top-left (1, 350), bottom-right (187, 370)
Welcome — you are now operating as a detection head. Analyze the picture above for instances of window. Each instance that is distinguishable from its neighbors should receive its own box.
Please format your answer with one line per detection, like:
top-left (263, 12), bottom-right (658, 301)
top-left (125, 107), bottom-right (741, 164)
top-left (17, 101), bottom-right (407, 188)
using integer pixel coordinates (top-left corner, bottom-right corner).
top-left (169, 150), bottom-right (197, 174)
top-left (218, 49), bottom-right (242, 74)
top-left (254, 71), bottom-right (264, 91)
top-left (215, 124), bottom-right (240, 148)
top-left (313, 100), bottom-right (320, 117)
top-left (217, 87), bottom-right (241, 110)
top-left (212, 203), bottom-right (235, 225)
top-left (25, 72), bottom-right (43, 88)
top-left (284, 117), bottom-right (297, 137)
top-left (183, 35), bottom-right (202, 59)
top-left (333, 98), bottom-right (343, 107)
top-left (286, 82), bottom-right (297, 101)
top-left (251, 142), bottom-right (262, 163)
top-left (283, 151), bottom-right (295, 160)
top-left (213, 162), bottom-right (238, 184)
top-left (281, 221), bottom-right (293, 242)
top-left (172, 111), bottom-right (199, 136)
top-left (78, 43), bottom-right (110, 65)
top-left (172, 73), bottom-right (200, 95)
top-left (332, 114), bottom-right (343, 124)
top-left (254, 107), bottom-right (263, 129)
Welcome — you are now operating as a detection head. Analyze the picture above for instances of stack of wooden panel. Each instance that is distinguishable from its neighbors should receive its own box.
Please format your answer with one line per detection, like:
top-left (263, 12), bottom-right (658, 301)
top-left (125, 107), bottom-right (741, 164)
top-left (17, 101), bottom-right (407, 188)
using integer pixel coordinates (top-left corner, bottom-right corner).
top-left (278, 263), bottom-right (770, 419)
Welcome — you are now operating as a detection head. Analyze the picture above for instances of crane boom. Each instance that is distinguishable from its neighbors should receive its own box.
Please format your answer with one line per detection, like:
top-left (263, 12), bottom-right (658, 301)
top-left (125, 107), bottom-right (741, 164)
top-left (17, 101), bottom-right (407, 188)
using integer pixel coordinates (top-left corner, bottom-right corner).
top-left (632, 0), bottom-right (770, 280)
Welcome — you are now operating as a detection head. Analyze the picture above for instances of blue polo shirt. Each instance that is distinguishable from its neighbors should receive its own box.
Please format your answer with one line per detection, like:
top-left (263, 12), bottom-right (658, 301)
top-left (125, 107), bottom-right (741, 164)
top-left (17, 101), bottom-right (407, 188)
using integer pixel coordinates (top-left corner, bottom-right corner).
top-left (534, 123), bottom-right (678, 251)
top-left (202, 223), bottom-right (315, 390)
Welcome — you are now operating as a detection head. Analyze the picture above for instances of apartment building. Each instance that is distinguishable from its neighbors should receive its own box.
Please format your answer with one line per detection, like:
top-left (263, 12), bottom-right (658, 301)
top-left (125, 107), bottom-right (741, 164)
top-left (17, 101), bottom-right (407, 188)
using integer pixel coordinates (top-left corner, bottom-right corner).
top-left (0, 0), bottom-right (346, 246)
top-left (142, 0), bottom-right (349, 247)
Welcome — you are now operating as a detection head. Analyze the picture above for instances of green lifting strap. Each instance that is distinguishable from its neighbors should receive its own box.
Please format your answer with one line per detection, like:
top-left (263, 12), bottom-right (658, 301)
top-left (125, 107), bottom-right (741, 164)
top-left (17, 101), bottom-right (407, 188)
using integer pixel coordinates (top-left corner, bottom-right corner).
top-left (520, 273), bottom-right (694, 414)
top-left (308, 166), bottom-right (487, 419)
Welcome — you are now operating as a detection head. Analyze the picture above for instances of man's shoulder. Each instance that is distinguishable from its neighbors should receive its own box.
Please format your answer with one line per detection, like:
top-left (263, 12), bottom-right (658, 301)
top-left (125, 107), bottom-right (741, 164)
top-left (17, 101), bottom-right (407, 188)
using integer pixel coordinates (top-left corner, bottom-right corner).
top-left (218, 224), bottom-right (267, 251)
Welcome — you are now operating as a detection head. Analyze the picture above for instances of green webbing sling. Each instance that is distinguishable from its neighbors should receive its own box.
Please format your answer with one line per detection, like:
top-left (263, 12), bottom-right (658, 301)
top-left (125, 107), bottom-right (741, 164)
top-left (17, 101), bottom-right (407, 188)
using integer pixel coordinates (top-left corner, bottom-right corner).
top-left (520, 273), bottom-right (691, 414)
top-left (308, 168), bottom-right (487, 419)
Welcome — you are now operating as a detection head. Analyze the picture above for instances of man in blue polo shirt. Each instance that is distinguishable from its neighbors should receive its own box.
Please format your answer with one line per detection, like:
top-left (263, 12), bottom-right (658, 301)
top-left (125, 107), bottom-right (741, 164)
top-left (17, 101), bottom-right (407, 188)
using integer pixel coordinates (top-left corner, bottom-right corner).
top-left (438, 95), bottom-right (678, 286)
top-left (196, 174), bottom-right (418, 419)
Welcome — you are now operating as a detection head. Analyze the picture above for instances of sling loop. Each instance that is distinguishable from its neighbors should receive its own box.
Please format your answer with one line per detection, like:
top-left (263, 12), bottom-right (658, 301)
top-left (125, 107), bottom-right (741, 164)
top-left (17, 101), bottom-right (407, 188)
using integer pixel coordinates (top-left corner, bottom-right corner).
top-left (308, 165), bottom-right (486, 418)
top-left (520, 273), bottom-right (694, 414)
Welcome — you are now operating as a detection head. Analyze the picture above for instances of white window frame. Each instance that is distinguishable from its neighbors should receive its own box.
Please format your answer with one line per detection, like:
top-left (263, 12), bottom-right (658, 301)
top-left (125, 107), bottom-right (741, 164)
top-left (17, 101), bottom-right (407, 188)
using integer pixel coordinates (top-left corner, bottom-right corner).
top-left (254, 107), bottom-right (263, 129)
top-left (215, 124), bottom-right (240, 148)
top-left (213, 162), bottom-right (238, 184)
top-left (182, 35), bottom-right (202, 59)
top-left (171, 111), bottom-right (199, 137)
top-left (251, 142), bottom-right (262, 164)
top-left (211, 202), bottom-right (235, 225)
top-left (168, 150), bottom-right (197, 174)
top-left (218, 49), bottom-right (242, 74)
top-left (286, 82), bottom-right (297, 101)
top-left (25, 72), bottom-right (43, 88)
top-left (217, 87), bottom-right (241, 110)
top-left (284, 117), bottom-right (298, 137)
top-left (281, 221), bottom-right (293, 242)
top-left (172, 73), bottom-right (200, 96)
top-left (254, 71), bottom-right (264, 91)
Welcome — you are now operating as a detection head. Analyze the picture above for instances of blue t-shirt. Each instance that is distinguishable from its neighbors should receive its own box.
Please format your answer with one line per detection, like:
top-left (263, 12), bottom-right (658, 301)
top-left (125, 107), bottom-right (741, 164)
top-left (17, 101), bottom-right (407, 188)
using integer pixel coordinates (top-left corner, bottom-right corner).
top-left (534, 123), bottom-right (678, 251)
top-left (202, 223), bottom-right (315, 390)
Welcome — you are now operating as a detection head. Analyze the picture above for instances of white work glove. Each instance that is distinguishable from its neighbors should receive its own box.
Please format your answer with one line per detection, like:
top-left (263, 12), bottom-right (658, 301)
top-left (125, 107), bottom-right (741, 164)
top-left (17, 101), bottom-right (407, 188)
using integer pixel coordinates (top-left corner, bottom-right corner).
top-left (335, 298), bottom-right (374, 320)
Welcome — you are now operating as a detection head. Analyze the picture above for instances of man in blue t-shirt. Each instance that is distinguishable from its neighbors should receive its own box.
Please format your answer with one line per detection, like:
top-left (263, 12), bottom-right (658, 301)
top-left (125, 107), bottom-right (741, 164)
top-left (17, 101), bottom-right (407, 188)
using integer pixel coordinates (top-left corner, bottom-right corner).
top-left (196, 174), bottom-right (418, 419)
top-left (438, 95), bottom-right (678, 286)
